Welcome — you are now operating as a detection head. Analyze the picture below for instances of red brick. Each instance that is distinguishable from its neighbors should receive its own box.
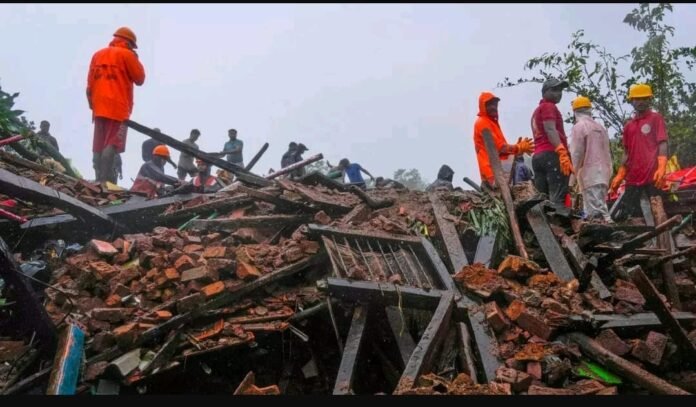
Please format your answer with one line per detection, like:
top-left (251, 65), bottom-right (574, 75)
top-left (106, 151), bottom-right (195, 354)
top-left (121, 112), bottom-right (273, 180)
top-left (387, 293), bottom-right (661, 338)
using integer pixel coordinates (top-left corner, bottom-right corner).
top-left (162, 288), bottom-right (177, 302)
top-left (516, 310), bottom-right (554, 340)
top-left (111, 238), bottom-right (125, 251)
top-left (155, 310), bottom-right (172, 320)
top-left (540, 298), bottom-right (569, 315)
top-left (185, 235), bottom-right (202, 244)
top-left (568, 379), bottom-right (607, 395)
top-left (138, 251), bottom-right (159, 268)
top-left (596, 329), bottom-right (631, 356)
top-left (233, 228), bottom-right (267, 243)
top-left (89, 261), bottom-right (118, 281)
top-left (112, 283), bottom-right (131, 298)
top-left (314, 210), bottom-right (332, 225)
top-left (631, 331), bottom-right (668, 366)
top-left (485, 302), bottom-right (510, 333)
top-left (614, 280), bottom-right (646, 306)
top-left (90, 239), bottom-right (118, 257)
top-left (164, 268), bottom-right (180, 281)
top-left (145, 267), bottom-right (159, 280)
top-left (526, 362), bottom-right (542, 380)
top-left (283, 246), bottom-right (305, 263)
top-left (495, 367), bottom-right (533, 392)
top-left (201, 281), bottom-right (225, 298)
top-left (300, 240), bottom-right (320, 254)
top-left (112, 323), bottom-right (138, 348)
top-left (183, 244), bottom-right (204, 255)
top-left (181, 266), bottom-right (218, 283)
top-left (104, 294), bottom-right (122, 308)
top-left (167, 249), bottom-right (185, 264)
top-left (202, 233), bottom-right (222, 245)
top-left (145, 288), bottom-right (163, 301)
top-left (237, 261), bottom-right (262, 281)
top-left (596, 387), bottom-right (618, 395)
top-left (206, 258), bottom-right (235, 274)
top-left (527, 385), bottom-right (574, 395)
top-left (202, 246), bottom-right (226, 259)
top-left (505, 300), bottom-right (526, 321)
top-left (174, 255), bottom-right (196, 272)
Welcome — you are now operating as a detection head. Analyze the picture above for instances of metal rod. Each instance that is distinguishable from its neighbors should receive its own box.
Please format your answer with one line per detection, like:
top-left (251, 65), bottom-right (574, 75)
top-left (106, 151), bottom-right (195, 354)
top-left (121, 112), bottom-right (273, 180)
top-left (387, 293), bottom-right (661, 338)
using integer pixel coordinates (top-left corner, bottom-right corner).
top-left (332, 235), bottom-right (348, 276)
top-left (409, 245), bottom-right (433, 290)
top-left (366, 240), bottom-right (389, 281)
top-left (377, 241), bottom-right (396, 278)
top-left (326, 297), bottom-right (344, 354)
top-left (354, 238), bottom-right (378, 282)
top-left (400, 246), bottom-right (424, 289)
top-left (389, 244), bottom-right (414, 286)
top-left (343, 237), bottom-right (361, 275)
top-left (322, 236), bottom-right (343, 278)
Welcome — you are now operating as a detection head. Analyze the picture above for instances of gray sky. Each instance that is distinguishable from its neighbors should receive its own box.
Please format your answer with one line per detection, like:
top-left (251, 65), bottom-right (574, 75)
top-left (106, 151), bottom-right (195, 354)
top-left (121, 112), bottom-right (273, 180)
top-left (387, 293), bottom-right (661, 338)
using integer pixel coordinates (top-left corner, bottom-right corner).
top-left (1, 4), bottom-right (695, 188)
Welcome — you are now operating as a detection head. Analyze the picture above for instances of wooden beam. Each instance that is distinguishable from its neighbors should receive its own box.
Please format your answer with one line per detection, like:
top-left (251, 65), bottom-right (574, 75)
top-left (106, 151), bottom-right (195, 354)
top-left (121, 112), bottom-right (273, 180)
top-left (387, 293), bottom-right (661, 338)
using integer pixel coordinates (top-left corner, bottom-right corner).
top-left (323, 278), bottom-right (443, 310)
top-left (244, 142), bottom-right (268, 172)
top-left (428, 193), bottom-right (468, 273)
top-left (234, 185), bottom-right (315, 214)
top-left (266, 154), bottom-right (323, 180)
top-left (420, 237), bottom-right (458, 293)
top-left (568, 312), bottom-right (696, 330)
top-left (333, 306), bottom-right (369, 395)
top-left (385, 306), bottom-right (417, 368)
top-left (461, 301), bottom-right (501, 383)
top-left (157, 195), bottom-right (253, 220)
top-left (395, 293), bottom-right (454, 392)
top-left (627, 265), bottom-right (696, 364)
top-left (481, 129), bottom-right (527, 259)
top-left (650, 195), bottom-right (681, 310)
top-left (567, 332), bottom-right (690, 395)
top-left (307, 223), bottom-right (422, 245)
top-left (126, 119), bottom-right (271, 187)
top-left (473, 232), bottom-right (498, 269)
top-left (189, 214), bottom-right (311, 232)
top-left (526, 204), bottom-right (576, 282)
top-left (0, 167), bottom-right (118, 231)
top-left (278, 180), bottom-right (353, 215)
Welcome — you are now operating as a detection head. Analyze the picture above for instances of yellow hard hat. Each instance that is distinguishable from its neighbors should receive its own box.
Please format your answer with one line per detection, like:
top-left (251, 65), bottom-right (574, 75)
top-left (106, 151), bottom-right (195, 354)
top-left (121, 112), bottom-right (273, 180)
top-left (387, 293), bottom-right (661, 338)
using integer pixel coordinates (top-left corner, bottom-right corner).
top-left (628, 83), bottom-right (653, 100)
top-left (571, 96), bottom-right (592, 110)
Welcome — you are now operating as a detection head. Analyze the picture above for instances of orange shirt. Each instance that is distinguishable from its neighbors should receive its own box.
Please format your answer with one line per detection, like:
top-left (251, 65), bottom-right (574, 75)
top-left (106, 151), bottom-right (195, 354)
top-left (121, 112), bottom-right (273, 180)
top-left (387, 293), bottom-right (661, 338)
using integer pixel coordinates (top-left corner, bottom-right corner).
top-left (87, 38), bottom-right (145, 121)
top-left (473, 92), bottom-right (511, 184)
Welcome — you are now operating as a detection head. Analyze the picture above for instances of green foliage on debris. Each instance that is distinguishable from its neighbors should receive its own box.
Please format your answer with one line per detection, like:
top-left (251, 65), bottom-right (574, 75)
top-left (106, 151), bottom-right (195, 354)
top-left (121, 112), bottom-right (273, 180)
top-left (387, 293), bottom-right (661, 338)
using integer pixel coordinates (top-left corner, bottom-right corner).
top-left (575, 359), bottom-right (623, 385)
top-left (499, 3), bottom-right (696, 168)
top-left (462, 194), bottom-right (511, 247)
top-left (0, 82), bottom-right (34, 138)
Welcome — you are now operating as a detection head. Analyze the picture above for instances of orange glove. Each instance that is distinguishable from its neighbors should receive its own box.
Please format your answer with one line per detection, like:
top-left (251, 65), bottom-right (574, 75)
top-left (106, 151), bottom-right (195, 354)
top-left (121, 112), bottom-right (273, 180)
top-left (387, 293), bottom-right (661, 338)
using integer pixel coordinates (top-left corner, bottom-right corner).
top-left (555, 144), bottom-right (574, 176)
top-left (515, 137), bottom-right (535, 155)
top-left (609, 165), bottom-right (627, 195)
top-left (653, 155), bottom-right (668, 188)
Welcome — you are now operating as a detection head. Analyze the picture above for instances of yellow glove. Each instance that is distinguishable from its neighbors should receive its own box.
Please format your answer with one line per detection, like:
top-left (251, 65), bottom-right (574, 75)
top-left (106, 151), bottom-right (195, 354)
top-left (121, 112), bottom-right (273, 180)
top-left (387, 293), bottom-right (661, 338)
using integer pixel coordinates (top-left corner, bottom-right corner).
top-left (555, 144), bottom-right (574, 176)
top-left (653, 155), bottom-right (668, 188)
top-left (609, 165), bottom-right (627, 195)
top-left (515, 137), bottom-right (535, 155)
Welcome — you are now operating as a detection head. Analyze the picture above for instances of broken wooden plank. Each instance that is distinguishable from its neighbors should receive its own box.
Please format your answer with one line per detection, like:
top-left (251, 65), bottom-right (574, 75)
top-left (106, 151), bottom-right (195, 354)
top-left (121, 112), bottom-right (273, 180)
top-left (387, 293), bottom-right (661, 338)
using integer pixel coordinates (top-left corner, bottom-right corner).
top-left (526, 204), bottom-right (576, 282)
top-left (591, 246), bottom-right (666, 255)
top-left (420, 236), bottom-right (458, 293)
top-left (244, 142), bottom-right (269, 172)
top-left (395, 293), bottom-right (454, 392)
top-left (0, 237), bottom-right (57, 355)
top-left (266, 154), bottom-right (324, 180)
top-left (473, 232), bottom-right (498, 269)
top-left (481, 129), bottom-right (527, 259)
top-left (429, 192), bottom-right (469, 273)
top-left (550, 225), bottom-right (611, 299)
top-left (308, 223), bottom-right (421, 245)
top-left (568, 312), bottom-right (696, 330)
top-left (140, 332), bottom-right (181, 376)
top-left (627, 265), bottom-right (696, 364)
top-left (456, 320), bottom-right (479, 383)
top-left (189, 214), bottom-right (311, 232)
top-left (567, 332), bottom-right (690, 395)
top-left (385, 306), bottom-right (417, 368)
top-left (322, 278), bottom-right (443, 310)
top-left (46, 324), bottom-right (85, 395)
top-left (650, 195), bottom-right (681, 310)
top-left (333, 306), bottom-right (369, 395)
top-left (298, 171), bottom-right (353, 193)
top-left (234, 185), bottom-right (315, 214)
top-left (461, 301), bottom-right (501, 383)
top-left (349, 185), bottom-right (394, 209)
top-left (126, 119), bottom-right (271, 187)
top-left (278, 180), bottom-right (353, 215)
top-left (158, 195), bottom-right (252, 220)
top-left (0, 167), bottom-right (118, 231)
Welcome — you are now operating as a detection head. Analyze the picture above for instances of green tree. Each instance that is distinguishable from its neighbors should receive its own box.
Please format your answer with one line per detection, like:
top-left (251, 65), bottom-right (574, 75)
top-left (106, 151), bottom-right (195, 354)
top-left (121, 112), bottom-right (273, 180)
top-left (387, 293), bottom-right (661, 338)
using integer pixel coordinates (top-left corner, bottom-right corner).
top-left (498, 3), bottom-right (696, 167)
top-left (393, 168), bottom-right (428, 191)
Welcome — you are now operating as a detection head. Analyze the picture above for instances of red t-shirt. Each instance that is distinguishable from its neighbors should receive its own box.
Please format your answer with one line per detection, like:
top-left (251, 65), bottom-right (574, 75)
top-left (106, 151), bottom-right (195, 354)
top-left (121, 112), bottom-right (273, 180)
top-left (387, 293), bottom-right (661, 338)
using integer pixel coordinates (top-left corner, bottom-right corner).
top-left (531, 99), bottom-right (567, 154)
top-left (623, 110), bottom-right (668, 186)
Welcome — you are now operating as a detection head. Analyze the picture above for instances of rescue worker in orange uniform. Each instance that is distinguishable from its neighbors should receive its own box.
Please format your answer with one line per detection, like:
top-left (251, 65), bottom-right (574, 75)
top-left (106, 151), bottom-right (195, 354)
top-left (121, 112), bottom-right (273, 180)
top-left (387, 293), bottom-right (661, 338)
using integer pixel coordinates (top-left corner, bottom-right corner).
top-left (609, 84), bottom-right (668, 219)
top-left (87, 27), bottom-right (145, 184)
top-left (191, 158), bottom-right (224, 193)
top-left (473, 91), bottom-right (534, 189)
top-left (130, 145), bottom-right (181, 199)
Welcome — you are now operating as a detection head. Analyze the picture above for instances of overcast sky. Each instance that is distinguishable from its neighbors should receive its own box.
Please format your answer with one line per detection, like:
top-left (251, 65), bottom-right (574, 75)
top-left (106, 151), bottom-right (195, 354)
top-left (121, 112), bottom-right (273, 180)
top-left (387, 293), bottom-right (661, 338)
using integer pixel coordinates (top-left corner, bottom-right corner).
top-left (2, 3), bottom-right (695, 188)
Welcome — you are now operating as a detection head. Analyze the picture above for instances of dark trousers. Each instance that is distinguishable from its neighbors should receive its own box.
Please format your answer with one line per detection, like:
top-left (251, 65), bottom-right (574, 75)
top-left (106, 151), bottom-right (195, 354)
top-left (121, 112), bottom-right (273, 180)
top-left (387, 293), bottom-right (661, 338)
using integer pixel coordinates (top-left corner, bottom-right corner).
top-left (532, 151), bottom-right (569, 205)
top-left (612, 184), bottom-right (662, 221)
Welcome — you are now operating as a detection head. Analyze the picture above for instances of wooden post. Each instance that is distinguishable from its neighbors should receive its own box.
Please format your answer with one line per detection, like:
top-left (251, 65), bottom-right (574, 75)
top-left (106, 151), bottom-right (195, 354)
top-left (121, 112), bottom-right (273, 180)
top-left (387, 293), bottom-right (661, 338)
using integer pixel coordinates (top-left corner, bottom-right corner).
top-left (481, 129), bottom-right (528, 259)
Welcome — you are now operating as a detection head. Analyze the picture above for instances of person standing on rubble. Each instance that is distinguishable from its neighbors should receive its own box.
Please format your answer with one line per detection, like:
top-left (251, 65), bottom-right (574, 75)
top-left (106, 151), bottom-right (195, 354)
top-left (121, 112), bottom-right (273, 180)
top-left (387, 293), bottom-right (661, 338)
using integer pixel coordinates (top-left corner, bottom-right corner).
top-left (426, 165), bottom-right (456, 192)
top-left (131, 145), bottom-right (181, 198)
top-left (609, 83), bottom-right (668, 218)
top-left (142, 127), bottom-right (161, 162)
top-left (280, 142), bottom-right (308, 179)
top-left (568, 96), bottom-right (612, 222)
top-left (87, 27), bottom-right (145, 185)
top-left (177, 129), bottom-right (201, 181)
top-left (337, 158), bottom-right (374, 189)
top-left (36, 120), bottom-right (60, 152)
top-left (473, 92), bottom-right (535, 189)
top-left (530, 78), bottom-right (574, 206)
top-left (221, 128), bottom-right (244, 168)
